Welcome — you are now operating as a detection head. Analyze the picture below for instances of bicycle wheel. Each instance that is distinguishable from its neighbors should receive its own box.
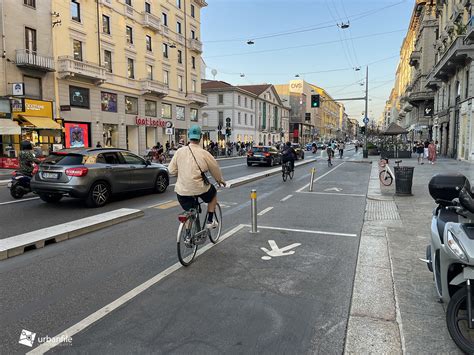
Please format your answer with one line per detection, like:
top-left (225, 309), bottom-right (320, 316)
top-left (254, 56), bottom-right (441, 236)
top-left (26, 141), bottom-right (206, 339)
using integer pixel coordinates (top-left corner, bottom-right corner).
top-left (289, 168), bottom-right (294, 180)
top-left (379, 170), bottom-right (393, 186)
top-left (177, 216), bottom-right (199, 266)
top-left (207, 203), bottom-right (222, 244)
top-left (282, 165), bottom-right (288, 182)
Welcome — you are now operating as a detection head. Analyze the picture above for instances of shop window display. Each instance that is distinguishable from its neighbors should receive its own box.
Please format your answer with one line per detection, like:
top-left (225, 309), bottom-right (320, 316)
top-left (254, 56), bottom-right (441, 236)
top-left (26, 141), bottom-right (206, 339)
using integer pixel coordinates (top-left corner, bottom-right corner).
top-left (69, 86), bottom-right (90, 109)
top-left (191, 108), bottom-right (198, 122)
top-left (102, 124), bottom-right (118, 147)
top-left (176, 105), bottom-right (185, 121)
top-left (145, 100), bottom-right (157, 117)
top-left (125, 96), bottom-right (138, 115)
top-left (101, 92), bottom-right (117, 112)
top-left (162, 103), bottom-right (171, 119)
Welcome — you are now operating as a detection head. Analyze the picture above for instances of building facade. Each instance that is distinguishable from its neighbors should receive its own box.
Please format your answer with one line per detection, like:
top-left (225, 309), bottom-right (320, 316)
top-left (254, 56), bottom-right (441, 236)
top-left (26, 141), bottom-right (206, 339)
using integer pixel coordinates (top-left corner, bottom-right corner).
top-left (52, 0), bottom-right (207, 155)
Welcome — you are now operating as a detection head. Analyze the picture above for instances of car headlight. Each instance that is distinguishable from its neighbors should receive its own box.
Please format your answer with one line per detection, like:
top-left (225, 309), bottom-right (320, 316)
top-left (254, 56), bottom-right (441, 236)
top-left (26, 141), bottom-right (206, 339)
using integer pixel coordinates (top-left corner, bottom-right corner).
top-left (447, 230), bottom-right (468, 261)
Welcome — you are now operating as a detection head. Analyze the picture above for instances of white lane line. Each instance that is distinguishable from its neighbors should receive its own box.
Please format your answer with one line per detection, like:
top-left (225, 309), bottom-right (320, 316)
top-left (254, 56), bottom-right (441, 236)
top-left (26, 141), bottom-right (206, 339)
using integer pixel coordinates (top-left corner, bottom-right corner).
top-left (257, 206), bottom-right (273, 216)
top-left (0, 197), bottom-right (39, 205)
top-left (295, 162), bottom-right (346, 193)
top-left (145, 200), bottom-right (173, 209)
top-left (280, 194), bottom-right (293, 202)
top-left (298, 191), bottom-right (365, 197)
top-left (246, 224), bottom-right (357, 238)
top-left (220, 163), bottom-right (245, 170)
top-left (27, 223), bottom-right (247, 354)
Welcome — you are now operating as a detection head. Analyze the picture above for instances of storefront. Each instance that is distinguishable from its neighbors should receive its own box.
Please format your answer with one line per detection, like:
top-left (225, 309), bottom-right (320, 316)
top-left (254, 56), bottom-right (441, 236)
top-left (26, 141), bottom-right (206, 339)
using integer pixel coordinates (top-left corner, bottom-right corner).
top-left (64, 122), bottom-right (91, 148)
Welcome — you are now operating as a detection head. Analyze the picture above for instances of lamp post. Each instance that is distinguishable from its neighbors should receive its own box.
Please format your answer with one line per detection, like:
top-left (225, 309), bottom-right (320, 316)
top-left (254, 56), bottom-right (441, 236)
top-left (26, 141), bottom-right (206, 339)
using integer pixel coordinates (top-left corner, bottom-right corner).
top-left (363, 66), bottom-right (369, 158)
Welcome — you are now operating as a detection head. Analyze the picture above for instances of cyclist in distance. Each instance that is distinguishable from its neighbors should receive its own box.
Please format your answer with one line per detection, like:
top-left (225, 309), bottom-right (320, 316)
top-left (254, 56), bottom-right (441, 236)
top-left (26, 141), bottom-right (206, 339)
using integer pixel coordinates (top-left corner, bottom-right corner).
top-left (281, 141), bottom-right (297, 172)
top-left (168, 125), bottom-right (226, 229)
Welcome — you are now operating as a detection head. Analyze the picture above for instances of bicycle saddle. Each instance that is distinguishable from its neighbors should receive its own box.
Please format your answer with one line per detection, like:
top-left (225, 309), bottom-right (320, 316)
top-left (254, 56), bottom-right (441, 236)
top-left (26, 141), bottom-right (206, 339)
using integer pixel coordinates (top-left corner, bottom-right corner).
top-left (395, 160), bottom-right (402, 164)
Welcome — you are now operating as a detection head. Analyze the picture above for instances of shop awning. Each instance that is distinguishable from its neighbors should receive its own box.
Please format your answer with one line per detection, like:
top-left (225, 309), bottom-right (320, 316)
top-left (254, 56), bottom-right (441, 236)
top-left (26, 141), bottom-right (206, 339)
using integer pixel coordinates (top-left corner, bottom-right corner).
top-left (20, 116), bottom-right (62, 130)
top-left (0, 119), bottom-right (21, 135)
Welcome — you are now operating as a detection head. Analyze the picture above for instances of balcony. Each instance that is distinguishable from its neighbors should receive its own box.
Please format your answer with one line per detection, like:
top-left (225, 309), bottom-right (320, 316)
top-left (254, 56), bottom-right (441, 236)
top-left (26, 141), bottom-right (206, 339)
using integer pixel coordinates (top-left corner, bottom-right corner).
top-left (124, 4), bottom-right (134, 19)
top-left (408, 75), bottom-right (435, 105)
top-left (432, 36), bottom-right (474, 80)
top-left (176, 33), bottom-right (185, 45)
top-left (142, 12), bottom-right (160, 32)
top-left (140, 79), bottom-right (169, 97)
top-left (160, 25), bottom-right (171, 38)
top-left (409, 50), bottom-right (421, 67)
top-left (57, 56), bottom-right (106, 84)
top-left (99, 0), bottom-right (112, 7)
top-left (187, 92), bottom-right (207, 105)
top-left (15, 49), bottom-right (55, 72)
top-left (188, 38), bottom-right (202, 53)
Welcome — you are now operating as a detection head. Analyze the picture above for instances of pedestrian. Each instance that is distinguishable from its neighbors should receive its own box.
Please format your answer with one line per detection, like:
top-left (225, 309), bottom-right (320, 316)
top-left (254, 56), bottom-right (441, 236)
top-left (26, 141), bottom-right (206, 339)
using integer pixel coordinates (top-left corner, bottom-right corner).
top-left (338, 141), bottom-right (345, 159)
top-left (416, 142), bottom-right (424, 165)
top-left (428, 140), bottom-right (437, 164)
top-left (165, 141), bottom-right (170, 151)
top-left (424, 140), bottom-right (429, 160)
top-left (326, 145), bottom-right (334, 167)
top-left (96, 141), bottom-right (102, 148)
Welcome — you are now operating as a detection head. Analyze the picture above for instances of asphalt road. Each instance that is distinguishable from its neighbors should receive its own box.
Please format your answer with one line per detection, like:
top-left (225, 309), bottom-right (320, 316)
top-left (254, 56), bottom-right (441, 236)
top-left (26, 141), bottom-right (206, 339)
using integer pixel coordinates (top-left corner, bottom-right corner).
top-left (0, 146), bottom-right (368, 354)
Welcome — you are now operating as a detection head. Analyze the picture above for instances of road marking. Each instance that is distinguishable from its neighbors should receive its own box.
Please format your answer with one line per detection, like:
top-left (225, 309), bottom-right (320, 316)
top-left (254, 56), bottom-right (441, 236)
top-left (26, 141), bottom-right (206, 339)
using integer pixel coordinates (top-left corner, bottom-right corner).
top-left (324, 187), bottom-right (343, 192)
top-left (298, 191), bottom-right (366, 197)
top-left (220, 163), bottom-right (245, 170)
top-left (27, 224), bottom-right (247, 354)
top-left (257, 206), bottom-right (273, 216)
top-left (0, 197), bottom-right (39, 205)
top-left (296, 162), bottom-right (346, 193)
top-left (261, 240), bottom-right (301, 260)
top-left (280, 194), bottom-right (293, 202)
top-left (146, 200), bottom-right (173, 209)
top-left (245, 224), bottom-right (357, 238)
top-left (155, 200), bottom-right (180, 209)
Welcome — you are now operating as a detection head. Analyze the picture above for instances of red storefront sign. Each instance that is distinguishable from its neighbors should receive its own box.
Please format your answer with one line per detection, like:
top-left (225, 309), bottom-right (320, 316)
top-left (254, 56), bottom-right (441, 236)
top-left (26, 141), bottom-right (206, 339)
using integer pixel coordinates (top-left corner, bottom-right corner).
top-left (0, 157), bottom-right (19, 169)
top-left (135, 116), bottom-right (167, 128)
top-left (293, 129), bottom-right (299, 138)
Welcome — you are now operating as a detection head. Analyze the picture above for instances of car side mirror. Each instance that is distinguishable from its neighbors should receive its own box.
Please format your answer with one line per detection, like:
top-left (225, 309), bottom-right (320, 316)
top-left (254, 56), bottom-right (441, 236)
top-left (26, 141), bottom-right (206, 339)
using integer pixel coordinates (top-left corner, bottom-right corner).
top-left (145, 160), bottom-right (151, 166)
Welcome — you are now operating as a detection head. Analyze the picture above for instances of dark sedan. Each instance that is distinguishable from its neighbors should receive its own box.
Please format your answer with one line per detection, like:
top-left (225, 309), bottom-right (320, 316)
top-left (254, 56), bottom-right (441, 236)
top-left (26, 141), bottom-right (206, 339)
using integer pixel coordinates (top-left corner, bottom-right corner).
top-left (31, 148), bottom-right (169, 207)
top-left (291, 143), bottom-right (305, 160)
top-left (247, 146), bottom-right (282, 167)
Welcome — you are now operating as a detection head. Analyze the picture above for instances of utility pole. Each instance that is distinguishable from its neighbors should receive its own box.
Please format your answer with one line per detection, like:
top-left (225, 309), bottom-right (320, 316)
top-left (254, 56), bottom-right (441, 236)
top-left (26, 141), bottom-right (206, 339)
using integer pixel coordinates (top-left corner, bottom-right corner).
top-left (363, 66), bottom-right (369, 158)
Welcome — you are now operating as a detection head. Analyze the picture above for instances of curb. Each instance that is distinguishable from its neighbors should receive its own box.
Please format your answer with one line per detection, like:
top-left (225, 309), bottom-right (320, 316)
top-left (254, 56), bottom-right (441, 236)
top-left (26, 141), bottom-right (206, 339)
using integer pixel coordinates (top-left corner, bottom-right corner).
top-left (0, 208), bottom-right (144, 260)
top-left (216, 156), bottom-right (245, 161)
top-left (226, 158), bottom-right (316, 188)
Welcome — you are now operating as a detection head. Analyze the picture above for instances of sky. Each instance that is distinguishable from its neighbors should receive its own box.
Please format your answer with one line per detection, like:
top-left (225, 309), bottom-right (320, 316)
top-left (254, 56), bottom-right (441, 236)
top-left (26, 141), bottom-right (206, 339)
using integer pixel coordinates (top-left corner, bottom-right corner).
top-left (200, 0), bottom-right (414, 124)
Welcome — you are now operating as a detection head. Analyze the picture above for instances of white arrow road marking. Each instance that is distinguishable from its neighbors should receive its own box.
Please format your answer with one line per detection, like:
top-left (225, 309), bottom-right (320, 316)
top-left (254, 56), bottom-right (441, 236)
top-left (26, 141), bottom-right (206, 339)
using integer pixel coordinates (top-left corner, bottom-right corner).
top-left (324, 187), bottom-right (343, 192)
top-left (260, 240), bottom-right (301, 260)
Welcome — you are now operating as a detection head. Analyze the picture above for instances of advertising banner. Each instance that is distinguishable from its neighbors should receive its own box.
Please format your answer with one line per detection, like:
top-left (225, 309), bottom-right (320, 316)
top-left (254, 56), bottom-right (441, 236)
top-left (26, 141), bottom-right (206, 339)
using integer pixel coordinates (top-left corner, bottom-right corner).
top-left (64, 122), bottom-right (90, 148)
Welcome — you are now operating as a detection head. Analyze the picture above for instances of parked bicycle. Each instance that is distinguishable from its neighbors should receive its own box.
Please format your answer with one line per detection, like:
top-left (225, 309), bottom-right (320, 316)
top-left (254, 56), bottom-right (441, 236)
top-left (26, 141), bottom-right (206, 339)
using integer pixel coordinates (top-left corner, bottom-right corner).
top-left (282, 161), bottom-right (294, 182)
top-left (379, 157), bottom-right (402, 186)
top-left (176, 194), bottom-right (222, 266)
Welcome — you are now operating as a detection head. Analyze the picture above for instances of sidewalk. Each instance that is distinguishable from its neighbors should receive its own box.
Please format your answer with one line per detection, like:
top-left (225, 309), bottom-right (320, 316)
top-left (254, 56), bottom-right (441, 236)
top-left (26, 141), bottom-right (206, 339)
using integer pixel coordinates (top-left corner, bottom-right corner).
top-left (346, 157), bottom-right (473, 354)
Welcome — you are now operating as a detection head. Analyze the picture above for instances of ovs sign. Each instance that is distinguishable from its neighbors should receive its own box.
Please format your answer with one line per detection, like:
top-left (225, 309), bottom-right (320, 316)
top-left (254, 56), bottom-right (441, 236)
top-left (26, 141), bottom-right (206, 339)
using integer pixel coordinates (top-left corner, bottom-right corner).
top-left (289, 80), bottom-right (304, 93)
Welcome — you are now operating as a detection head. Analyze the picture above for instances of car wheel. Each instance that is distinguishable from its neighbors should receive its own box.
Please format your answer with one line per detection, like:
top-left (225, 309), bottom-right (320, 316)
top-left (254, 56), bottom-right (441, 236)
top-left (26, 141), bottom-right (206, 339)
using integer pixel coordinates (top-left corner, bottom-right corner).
top-left (38, 193), bottom-right (63, 203)
top-left (247, 162), bottom-right (252, 167)
top-left (301, 153), bottom-right (304, 160)
top-left (268, 158), bottom-right (274, 167)
top-left (86, 181), bottom-right (110, 208)
top-left (154, 173), bottom-right (169, 193)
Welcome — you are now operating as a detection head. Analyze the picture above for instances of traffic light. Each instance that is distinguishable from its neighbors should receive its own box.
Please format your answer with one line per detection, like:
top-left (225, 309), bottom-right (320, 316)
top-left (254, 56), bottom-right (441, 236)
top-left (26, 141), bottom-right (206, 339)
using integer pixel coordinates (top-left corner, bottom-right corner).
top-left (226, 117), bottom-right (231, 128)
top-left (360, 126), bottom-right (366, 135)
top-left (311, 94), bottom-right (320, 108)
top-left (226, 128), bottom-right (231, 137)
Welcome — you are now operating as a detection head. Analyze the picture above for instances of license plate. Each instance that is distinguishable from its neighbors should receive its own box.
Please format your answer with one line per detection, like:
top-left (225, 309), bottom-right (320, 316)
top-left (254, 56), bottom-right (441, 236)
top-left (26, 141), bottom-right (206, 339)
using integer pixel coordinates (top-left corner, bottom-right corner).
top-left (42, 172), bottom-right (59, 179)
top-left (254, 154), bottom-right (263, 157)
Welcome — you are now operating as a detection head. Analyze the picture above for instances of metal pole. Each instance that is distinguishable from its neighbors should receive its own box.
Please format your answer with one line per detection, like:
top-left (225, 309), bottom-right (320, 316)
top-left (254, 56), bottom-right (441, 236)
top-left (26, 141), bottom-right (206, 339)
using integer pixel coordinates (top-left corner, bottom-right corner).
top-left (309, 167), bottom-right (316, 192)
top-left (250, 189), bottom-right (258, 233)
top-left (363, 66), bottom-right (369, 158)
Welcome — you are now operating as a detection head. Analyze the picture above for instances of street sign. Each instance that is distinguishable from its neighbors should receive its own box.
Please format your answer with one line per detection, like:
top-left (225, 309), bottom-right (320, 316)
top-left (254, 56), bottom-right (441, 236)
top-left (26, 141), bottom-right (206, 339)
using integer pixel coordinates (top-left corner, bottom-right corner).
top-left (165, 121), bottom-right (173, 128)
top-left (260, 240), bottom-right (301, 260)
top-left (226, 117), bottom-right (231, 123)
top-left (363, 117), bottom-right (369, 125)
top-left (165, 128), bottom-right (174, 135)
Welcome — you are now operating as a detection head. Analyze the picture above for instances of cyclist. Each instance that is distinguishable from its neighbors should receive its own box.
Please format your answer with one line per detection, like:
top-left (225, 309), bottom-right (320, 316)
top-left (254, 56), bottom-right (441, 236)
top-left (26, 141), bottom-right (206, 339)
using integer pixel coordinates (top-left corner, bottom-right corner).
top-left (281, 141), bottom-right (296, 172)
top-left (168, 125), bottom-right (226, 229)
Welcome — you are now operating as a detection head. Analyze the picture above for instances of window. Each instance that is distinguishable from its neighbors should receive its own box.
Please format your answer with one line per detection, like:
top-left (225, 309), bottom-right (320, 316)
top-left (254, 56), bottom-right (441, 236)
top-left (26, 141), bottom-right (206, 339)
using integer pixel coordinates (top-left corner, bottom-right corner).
top-left (125, 0), bottom-right (132, 5)
top-left (238, 112), bottom-right (241, 124)
top-left (71, 0), bottom-right (80, 22)
top-left (245, 113), bottom-right (247, 125)
top-left (245, 97), bottom-right (247, 107)
top-left (177, 21), bottom-right (182, 34)
top-left (250, 99), bottom-right (253, 109)
top-left (145, 100), bottom-right (157, 117)
top-left (162, 12), bottom-right (168, 26)
top-left (145, 2), bottom-right (151, 13)
top-left (163, 43), bottom-right (168, 58)
top-left (163, 70), bottom-right (169, 86)
top-left (127, 58), bottom-right (134, 79)
top-left (192, 79), bottom-right (196, 92)
top-left (192, 56), bottom-right (196, 69)
top-left (146, 35), bottom-right (152, 51)
top-left (176, 105), bottom-right (185, 120)
top-left (104, 50), bottom-right (112, 72)
top-left (23, 0), bottom-right (35, 8)
top-left (218, 94), bottom-right (224, 104)
top-left (251, 115), bottom-right (253, 126)
top-left (238, 95), bottom-right (241, 106)
top-left (466, 70), bottom-right (470, 99)
top-left (125, 96), bottom-right (138, 114)
top-left (177, 0), bottom-right (181, 9)
top-left (162, 103), bottom-right (172, 118)
top-left (102, 15), bottom-right (110, 34)
top-left (126, 26), bottom-right (133, 44)
top-left (191, 108), bottom-right (198, 122)
top-left (69, 86), bottom-right (90, 109)
top-left (146, 64), bottom-right (153, 80)
top-left (73, 39), bottom-right (82, 61)
top-left (448, 84), bottom-right (451, 106)
top-left (456, 80), bottom-right (461, 98)
top-left (191, 4), bottom-right (195, 18)
top-left (101, 92), bottom-right (117, 112)
top-left (25, 27), bottom-right (36, 53)
top-left (178, 75), bottom-right (183, 92)
top-left (191, 30), bottom-right (196, 39)
top-left (121, 152), bottom-right (145, 165)
top-left (24, 76), bottom-right (41, 99)
top-left (218, 111), bottom-right (224, 127)
top-left (177, 50), bottom-right (182, 64)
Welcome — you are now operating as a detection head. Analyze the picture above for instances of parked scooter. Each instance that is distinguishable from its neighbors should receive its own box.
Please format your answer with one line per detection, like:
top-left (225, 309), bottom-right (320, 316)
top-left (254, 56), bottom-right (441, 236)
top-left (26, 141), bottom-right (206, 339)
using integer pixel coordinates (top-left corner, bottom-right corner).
top-left (423, 173), bottom-right (474, 353)
top-left (8, 168), bottom-right (36, 199)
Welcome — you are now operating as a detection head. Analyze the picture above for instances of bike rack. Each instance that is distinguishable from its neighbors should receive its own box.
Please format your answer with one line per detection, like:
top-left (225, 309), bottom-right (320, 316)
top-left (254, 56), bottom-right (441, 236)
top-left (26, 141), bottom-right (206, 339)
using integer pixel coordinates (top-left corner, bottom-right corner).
top-left (250, 189), bottom-right (258, 233)
top-left (309, 168), bottom-right (316, 192)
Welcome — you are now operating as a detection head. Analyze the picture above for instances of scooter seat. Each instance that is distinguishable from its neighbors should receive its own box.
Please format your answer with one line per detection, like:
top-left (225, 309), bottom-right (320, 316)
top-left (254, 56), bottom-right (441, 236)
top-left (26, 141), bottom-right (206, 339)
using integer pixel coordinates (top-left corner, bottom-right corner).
top-left (437, 209), bottom-right (459, 242)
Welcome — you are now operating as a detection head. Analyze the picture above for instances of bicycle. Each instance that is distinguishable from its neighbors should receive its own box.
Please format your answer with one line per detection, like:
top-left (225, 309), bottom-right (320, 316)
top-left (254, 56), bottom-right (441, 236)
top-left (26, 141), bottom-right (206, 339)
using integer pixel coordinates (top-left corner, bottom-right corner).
top-left (379, 158), bottom-right (402, 186)
top-left (282, 161), bottom-right (294, 182)
top-left (176, 196), bottom-right (222, 266)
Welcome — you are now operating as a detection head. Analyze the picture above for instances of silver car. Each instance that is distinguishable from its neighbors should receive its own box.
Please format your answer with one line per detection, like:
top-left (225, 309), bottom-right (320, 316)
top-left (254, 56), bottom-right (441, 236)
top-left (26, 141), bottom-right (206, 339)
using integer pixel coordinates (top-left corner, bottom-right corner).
top-left (31, 148), bottom-right (169, 207)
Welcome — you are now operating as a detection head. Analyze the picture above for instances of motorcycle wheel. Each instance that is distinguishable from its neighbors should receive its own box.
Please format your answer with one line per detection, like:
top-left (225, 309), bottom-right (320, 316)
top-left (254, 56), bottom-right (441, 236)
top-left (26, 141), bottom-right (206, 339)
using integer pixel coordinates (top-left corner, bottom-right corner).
top-left (10, 185), bottom-right (24, 199)
top-left (446, 287), bottom-right (474, 354)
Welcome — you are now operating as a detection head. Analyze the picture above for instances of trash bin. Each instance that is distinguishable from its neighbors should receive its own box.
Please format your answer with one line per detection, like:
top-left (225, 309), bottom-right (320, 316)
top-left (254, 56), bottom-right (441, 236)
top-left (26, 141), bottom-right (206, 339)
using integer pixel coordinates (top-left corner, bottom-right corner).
top-left (394, 166), bottom-right (414, 195)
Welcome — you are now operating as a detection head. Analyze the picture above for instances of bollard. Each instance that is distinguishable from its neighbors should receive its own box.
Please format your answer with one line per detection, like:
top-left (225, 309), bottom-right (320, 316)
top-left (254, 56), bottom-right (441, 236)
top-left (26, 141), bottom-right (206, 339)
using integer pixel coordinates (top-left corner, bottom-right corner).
top-left (309, 168), bottom-right (316, 192)
top-left (250, 189), bottom-right (258, 233)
